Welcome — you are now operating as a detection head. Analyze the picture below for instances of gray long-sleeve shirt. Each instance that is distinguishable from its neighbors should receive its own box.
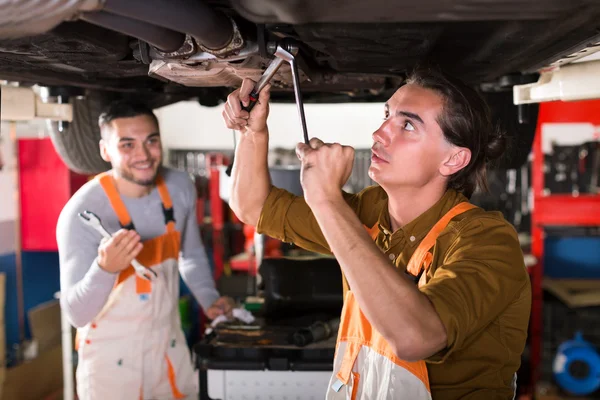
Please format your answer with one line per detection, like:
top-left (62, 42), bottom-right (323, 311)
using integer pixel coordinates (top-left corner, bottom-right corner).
top-left (56, 167), bottom-right (220, 328)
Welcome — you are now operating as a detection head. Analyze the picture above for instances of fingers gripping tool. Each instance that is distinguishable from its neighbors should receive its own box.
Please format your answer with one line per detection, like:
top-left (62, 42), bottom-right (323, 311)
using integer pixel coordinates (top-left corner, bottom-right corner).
top-left (241, 40), bottom-right (310, 144)
top-left (78, 210), bottom-right (157, 282)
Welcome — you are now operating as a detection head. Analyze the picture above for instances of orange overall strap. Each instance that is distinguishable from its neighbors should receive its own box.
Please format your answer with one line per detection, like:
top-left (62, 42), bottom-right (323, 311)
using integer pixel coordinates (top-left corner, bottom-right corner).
top-left (365, 224), bottom-right (379, 240)
top-left (406, 202), bottom-right (477, 276)
top-left (155, 174), bottom-right (176, 233)
top-left (97, 172), bottom-right (133, 229)
top-left (97, 172), bottom-right (146, 291)
top-left (335, 291), bottom-right (431, 392)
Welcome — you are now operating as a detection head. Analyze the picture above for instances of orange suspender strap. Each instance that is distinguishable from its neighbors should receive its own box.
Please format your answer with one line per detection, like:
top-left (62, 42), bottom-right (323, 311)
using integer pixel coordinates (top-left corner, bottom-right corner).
top-left (97, 172), bottom-right (150, 292)
top-left (365, 224), bottom-right (379, 240)
top-left (406, 202), bottom-right (477, 277)
top-left (97, 172), bottom-right (134, 229)
top-left (155, 174), bottom-right (176, 233)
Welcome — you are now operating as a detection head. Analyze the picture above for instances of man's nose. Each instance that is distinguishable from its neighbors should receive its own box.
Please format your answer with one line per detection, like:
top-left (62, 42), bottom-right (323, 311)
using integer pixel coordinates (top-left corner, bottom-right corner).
top-left (372, 123), bottom-right (390, 146)
top-left (134, 142), bottom-right (151, 160)
top-left (144, 144), bottom-right (152, 158)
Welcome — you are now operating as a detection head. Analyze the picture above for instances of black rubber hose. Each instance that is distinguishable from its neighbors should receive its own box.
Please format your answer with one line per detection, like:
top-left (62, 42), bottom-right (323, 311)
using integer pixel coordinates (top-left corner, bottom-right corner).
top-left (81, 11), bottom-right (185, 52)
top-left (103, 0), bottom-right (233, 50)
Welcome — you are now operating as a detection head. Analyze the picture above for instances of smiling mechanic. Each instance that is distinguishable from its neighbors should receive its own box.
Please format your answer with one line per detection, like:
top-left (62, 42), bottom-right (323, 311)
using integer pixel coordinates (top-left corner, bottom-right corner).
top-left (222, 68), bottom-right (531, 399)
top-left (57, 100), bottom-right (234, 400)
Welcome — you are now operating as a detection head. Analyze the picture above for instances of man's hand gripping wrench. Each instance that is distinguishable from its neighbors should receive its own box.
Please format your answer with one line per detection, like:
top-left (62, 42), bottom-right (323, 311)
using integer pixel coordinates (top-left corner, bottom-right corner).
top-left (242, 41), bottom-right (310, 144)
top-left (78, 210), bottom-right (158, 282)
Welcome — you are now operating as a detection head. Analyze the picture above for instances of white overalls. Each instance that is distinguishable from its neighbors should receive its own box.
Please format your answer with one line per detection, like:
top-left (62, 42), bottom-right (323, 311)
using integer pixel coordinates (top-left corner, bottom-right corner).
top-left (327, 202), bottom-right (476, 399)
top-left (75, 172), bottom-right (196, 400)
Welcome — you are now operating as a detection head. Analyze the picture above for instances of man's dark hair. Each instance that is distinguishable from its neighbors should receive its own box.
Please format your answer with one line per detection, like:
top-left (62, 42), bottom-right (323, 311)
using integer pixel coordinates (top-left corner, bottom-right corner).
top-left (98, 99), bottom-right (159, 138)
top-left (406, 67), bottom-right (506, 198)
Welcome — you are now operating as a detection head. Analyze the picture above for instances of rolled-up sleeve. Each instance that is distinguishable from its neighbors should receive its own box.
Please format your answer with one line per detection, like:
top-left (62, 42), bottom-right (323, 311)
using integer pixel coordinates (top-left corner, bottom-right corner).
top-left (256, 186), bottom-right (382, 255)
top-left (256, 186), bottom-right (333, 254)
top-left (420, 217), bottom-right (530, 363)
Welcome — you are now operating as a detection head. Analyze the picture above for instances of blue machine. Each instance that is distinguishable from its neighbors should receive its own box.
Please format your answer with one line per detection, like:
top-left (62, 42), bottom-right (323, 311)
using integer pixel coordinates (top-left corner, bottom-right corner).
top-left (553, 332), bottom-right (600, 396)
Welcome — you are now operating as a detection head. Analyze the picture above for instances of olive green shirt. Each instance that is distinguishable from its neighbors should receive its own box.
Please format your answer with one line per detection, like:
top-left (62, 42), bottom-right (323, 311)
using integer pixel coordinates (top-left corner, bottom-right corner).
top-left (257, 185), bottom-right (531, 400)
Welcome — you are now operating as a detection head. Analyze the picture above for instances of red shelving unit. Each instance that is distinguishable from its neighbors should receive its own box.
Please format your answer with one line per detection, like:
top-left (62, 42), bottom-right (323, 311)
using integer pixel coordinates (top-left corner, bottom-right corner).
top-left (529, 99), bottom-right (600, 392)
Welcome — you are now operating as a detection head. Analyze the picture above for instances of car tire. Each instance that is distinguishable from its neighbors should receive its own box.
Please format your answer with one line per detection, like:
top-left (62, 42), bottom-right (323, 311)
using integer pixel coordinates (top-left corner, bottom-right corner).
top-left (47, 95), bottom-right (111, 175)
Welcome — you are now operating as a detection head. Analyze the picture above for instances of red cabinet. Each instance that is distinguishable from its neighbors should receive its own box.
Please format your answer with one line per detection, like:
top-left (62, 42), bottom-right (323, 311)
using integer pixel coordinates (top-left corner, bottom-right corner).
top-left (528, 99), bottom-right (600, 392)
top-left (18, 137), bottom-right (89, 251)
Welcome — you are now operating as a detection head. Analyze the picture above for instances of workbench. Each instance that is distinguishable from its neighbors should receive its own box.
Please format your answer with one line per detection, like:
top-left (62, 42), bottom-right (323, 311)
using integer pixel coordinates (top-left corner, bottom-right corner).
top-left (194, 317), bottom-right (337, 400)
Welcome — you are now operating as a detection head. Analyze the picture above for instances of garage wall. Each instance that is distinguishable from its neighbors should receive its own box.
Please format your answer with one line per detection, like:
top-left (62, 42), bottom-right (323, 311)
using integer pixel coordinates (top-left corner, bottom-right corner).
top-left (155, 100), bottom-right (385, 150)
top-left (156, 100), bottom-right (600, 153)
top-left (0, 120), bottom-right (47, 254)
top-left (0, 120), bottom-right (61, 364)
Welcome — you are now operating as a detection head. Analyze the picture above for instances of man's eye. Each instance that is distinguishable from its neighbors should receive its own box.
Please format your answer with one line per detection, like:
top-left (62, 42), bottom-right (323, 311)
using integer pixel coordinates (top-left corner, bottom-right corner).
top-left (121, 143), bottom-right (133, 149)
top-left (403, 121), bottom-right (415, 131)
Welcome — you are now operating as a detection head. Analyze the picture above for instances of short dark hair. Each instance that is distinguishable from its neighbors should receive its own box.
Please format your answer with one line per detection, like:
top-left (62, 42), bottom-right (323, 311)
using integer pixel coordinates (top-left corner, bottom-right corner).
top-left (406, 67), bottom-right (506, 198)
top-left (98, 99), bottom-right (159, 138)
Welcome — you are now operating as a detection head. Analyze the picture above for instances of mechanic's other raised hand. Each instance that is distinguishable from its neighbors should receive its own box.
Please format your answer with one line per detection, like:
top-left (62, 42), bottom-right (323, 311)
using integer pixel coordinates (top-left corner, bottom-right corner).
top-left (223, 78), bottom-right (271, 136)
top-left (205, 296), bottom-right (236, 320)
top-left (97, 229), bottom-right (143, 274)
top-left (296, 138), bottom-right (355, 207)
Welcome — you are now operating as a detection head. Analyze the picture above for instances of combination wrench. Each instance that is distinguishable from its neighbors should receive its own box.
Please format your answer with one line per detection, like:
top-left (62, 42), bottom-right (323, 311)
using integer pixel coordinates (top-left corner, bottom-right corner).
top-left (78, 210), bottom-right (157, 282)
top-left (241, 40), bottom-right (310, 144)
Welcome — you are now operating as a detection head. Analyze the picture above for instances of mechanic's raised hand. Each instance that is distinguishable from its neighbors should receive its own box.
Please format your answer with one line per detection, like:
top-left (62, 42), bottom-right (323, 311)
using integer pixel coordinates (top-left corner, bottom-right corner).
top-left (97, 229), bottom-right (143, 274)
top-left (223, 78), bottom-right (271, 136)
top-left (296, 138), bottom-right (355, 207)
top-left (205, 296), bottom-right (236, 320)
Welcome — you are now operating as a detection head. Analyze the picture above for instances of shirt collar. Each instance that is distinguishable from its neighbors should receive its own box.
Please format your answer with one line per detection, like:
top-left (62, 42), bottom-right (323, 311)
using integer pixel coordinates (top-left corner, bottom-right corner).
top-left (377, 189), bottom-right (468, 245)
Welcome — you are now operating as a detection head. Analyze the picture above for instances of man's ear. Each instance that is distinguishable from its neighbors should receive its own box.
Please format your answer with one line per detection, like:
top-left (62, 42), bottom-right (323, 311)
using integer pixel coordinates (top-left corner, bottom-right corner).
top-left (99, 139), bottom-right (111, 162)
top-left (440, 148), bottom-right (471, 177)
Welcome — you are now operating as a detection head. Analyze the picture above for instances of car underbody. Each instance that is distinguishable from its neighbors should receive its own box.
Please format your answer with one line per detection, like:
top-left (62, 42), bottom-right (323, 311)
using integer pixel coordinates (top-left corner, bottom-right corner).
top-left (1, 0), bottom-right (599, 174)
top-left (1, 0), bottom-right (599, 106)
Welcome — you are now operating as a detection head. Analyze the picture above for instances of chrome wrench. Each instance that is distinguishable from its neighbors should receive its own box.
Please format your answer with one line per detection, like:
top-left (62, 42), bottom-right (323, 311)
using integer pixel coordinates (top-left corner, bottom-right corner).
top-left (78, 210), bottom-right (157, 281)
top-left (242, 41), bottom-right (310, 144)
top-left (241, 55), bottom-right (286, 113)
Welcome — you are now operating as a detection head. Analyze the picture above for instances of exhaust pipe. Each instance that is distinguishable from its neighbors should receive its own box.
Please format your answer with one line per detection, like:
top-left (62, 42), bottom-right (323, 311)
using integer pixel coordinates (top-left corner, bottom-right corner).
top-left (102, 0), bottom-right (234, 51)
top-left (80, 11), bottom-right (185, 53)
